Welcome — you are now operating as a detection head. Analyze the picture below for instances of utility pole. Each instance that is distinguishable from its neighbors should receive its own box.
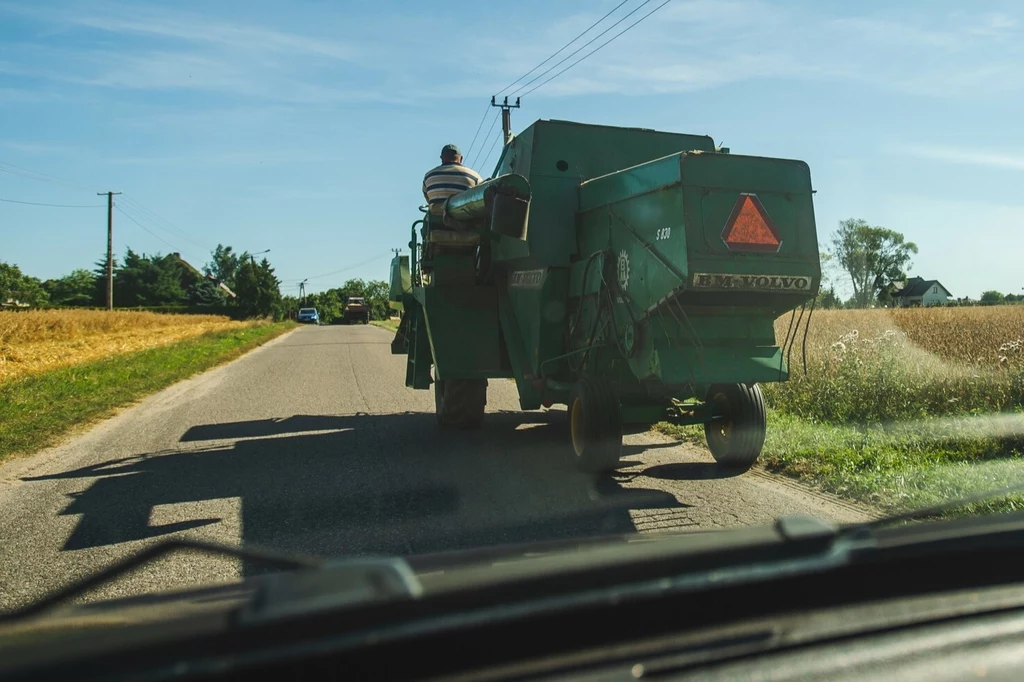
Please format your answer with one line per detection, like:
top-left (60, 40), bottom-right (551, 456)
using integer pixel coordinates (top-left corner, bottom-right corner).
top-left (97, 191), bottom-right (122, 311)
top-left (491, 96), bottom-right (521, 145)
top-left (299, 279), bottom-right (308, 305)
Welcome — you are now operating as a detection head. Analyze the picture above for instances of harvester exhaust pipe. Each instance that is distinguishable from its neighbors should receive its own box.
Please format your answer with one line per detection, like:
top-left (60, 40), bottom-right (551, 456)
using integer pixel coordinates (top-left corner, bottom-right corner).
top-left (444, 173), bottom-right (531, 241)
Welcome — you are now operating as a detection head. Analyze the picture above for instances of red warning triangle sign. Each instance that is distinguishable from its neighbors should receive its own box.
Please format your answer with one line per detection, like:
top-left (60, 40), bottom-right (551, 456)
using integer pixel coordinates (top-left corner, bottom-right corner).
top-left (721, 193), bottom-right (782, 252)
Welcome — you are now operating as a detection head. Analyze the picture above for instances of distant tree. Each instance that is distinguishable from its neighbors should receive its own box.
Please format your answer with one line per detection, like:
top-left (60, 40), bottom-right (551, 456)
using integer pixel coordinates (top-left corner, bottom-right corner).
top-left (43, 269), bottom-right (99, 307)
top-left (817, 287), bottom-right (842, 309)
top-left (114, 249), bottom-right (188, 307)
top-left (0, 261), bottom-right (49, 307)
top-left (831, 219), bottom-right (918, 308)
top-left (188, 278), bottom-right (228, 306)
top-left (91, 254), bottom-right (119, 305)
top-left (204, 244), bottom-right (243, 290)
top-left (980, 290), bottom-right (1005, 305)
top-left (234, 257), bottom-right (282, 318)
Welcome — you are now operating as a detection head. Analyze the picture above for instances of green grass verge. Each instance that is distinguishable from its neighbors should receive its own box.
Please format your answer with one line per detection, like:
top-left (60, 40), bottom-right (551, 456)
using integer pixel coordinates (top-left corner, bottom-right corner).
top-left (371, 319), bottom-right (399, 332)
top-left (0, 322), bottom-right (296, 463)
top-left (655, 409), bottom-right (1024, 516)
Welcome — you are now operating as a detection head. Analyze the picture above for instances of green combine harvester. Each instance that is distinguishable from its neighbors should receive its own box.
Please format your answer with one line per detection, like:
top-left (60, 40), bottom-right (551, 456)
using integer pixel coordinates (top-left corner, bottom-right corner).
top-left (390, 119), bottom-right (820, 473)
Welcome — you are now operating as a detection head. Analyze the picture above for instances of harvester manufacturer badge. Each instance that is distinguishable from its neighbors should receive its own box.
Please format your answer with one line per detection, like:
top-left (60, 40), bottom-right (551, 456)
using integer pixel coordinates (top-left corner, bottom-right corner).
top-left (691, 273), bottom-right (812, 292)
top-left (617, 250), bottom-right (631, 288)
top-left (510, 269), bottom-right (546, 289)
top-left (721, 193), bottom-right (782, 252)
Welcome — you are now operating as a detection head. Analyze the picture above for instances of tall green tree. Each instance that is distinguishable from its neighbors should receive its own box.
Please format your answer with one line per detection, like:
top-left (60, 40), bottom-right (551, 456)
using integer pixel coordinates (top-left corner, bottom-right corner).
top-left (204, 244), bottom-right (243, 290)
top-left (43, 269), bottom-right (99, 306)
top-left (234, 257), bottom-right (282, 318)
top-left (114, 249), bottom-right (188, 307)
top-left (0, 262), bottom-right (49, 307)
top-left (831, 218), bottom-right (918, 308)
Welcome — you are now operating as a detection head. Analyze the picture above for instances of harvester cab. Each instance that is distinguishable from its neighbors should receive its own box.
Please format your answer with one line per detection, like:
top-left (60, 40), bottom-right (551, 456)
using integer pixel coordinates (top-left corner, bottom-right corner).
top-left (390, 119), bottom-right (821, 473)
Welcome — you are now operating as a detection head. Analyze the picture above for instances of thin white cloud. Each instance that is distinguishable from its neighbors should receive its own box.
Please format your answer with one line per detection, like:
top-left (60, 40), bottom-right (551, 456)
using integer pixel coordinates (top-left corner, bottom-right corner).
top-left (0, 139), bottom-right (78, 154)
top-left (0, 3), bottom-right (357, 61)
top-left (896, 144), bottom-right (1024, 171)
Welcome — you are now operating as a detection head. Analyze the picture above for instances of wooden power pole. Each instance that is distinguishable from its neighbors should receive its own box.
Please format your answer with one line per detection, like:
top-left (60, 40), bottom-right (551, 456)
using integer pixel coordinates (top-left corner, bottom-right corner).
top-left (97, 191), bottom-right (122, 311)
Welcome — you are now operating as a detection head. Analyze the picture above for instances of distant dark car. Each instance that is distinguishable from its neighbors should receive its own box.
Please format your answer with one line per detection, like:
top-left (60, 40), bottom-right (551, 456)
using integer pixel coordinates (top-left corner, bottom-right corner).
top-left (297, 307), bottom-right (320, 324)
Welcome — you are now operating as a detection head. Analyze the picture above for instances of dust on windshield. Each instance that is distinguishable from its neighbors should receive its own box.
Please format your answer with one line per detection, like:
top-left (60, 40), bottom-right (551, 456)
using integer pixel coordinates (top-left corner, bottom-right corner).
top-left (0, 0), bottom-right (1021, 614)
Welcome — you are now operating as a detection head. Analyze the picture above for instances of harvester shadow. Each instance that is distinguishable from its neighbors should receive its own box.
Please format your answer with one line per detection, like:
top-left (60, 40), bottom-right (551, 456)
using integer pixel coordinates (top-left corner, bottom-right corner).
top-left (25, 411), bottom-right (685, 575)
top-left (638, 462), bottom-right (744, 481)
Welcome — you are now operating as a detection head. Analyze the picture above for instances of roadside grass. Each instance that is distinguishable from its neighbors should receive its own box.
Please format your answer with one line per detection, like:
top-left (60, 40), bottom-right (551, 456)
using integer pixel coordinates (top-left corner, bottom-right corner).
top-left (370, 319), bottom-right (400, 332)
top-left (0, 321), bottom-right (295, 463)
top-left (0, 309), bottom-right (251, 383)
top-left (655, 411), bottom-right (1024, 515)
top-left (657, 306), bottom-right (1024, 514)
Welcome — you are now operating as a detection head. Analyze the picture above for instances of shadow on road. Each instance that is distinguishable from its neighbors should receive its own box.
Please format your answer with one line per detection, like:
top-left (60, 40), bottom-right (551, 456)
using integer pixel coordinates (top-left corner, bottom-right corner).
top-left (23, 411), bottom-right (687, 573)
top-left (638, 462), bottom-right (744, 481)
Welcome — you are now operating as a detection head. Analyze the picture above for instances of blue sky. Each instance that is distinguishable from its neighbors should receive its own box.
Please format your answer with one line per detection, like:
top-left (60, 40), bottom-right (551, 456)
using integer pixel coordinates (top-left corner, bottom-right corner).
top-left (1, 0), bottom-right (1022, 299)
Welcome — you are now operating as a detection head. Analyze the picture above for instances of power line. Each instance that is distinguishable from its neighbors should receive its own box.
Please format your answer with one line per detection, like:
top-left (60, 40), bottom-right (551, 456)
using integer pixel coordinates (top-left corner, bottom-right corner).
top-left (119, 194), bottom-right (212, 251)
top-left (464, 2), bottom-right (632, 169)
top-left (511, 0), bottom-right (660, 98)
top-left (468, 111), bottom-right (501, 169)
top-left (494, 0), bottom-right (633, 97)
top-left (0, 197), bottom-right (104, 208)
top-left (479, 127), bottom-right (505, 177)
top-left (0, 160), bottom-right (100, 192)
top-left (113, 204), bottom-right (182, 252)
top-left (519, 0), bottom-right (674, 98)
top-left (281, 252), bottom-right (393, 283)
top-left (462, 102), bottom-right (494, 167)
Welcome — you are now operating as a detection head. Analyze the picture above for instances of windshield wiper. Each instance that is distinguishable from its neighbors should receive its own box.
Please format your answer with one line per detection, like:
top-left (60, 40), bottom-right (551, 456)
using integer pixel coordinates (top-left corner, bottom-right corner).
top-left (0, 539), bottom-right (324, 624)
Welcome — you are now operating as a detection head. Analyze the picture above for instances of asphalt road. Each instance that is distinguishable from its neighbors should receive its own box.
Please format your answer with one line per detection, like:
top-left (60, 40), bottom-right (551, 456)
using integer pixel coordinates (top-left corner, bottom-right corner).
top-left (0, 324), bottom-right (872, 612)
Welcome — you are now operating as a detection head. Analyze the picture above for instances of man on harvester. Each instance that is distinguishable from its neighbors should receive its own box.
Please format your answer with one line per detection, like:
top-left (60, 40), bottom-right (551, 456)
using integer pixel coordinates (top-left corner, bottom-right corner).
top-left (420, 144), bottom-right (487, 280)
top-left (422, 144), bottom-right (482, 220)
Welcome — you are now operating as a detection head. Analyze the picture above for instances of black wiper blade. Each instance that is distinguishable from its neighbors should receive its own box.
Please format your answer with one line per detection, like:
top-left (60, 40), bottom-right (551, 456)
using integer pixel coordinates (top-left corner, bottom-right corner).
top-left (858, 479), bottom-right (1024, 531)
top-left (0, 539), bottom-right (324, 625)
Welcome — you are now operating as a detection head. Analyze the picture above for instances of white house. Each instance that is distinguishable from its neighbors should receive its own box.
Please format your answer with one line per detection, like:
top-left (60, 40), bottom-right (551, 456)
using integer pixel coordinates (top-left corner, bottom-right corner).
top-left (892, 277), bottom-right (952, 307)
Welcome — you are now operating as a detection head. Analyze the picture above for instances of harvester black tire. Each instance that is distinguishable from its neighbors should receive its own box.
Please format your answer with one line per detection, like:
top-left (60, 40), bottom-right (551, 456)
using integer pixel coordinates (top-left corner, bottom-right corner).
top-left (436, 378), bottom-right (487, 430)
top-left (433, 379), bottom-right (446, 426)
top-left (704, 383), bottom-right (767, 471)
top-left (568, 378), bottom-right (623, 474)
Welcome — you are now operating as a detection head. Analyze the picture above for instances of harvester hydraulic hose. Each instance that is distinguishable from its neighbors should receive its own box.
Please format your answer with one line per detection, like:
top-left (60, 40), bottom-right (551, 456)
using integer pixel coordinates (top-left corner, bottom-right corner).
top-left (786, 302), bottom-right (807, 376)
top-left (567, 250), bottom-right (607, 343)
top-left (778, 307), bottom-right (799, 381)
top-left (800, 296), bottom-right (816, 375)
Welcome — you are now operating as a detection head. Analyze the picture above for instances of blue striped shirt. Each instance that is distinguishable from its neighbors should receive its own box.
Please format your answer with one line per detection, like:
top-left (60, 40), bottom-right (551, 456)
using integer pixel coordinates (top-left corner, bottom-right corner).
top-left (423, 162), bottom-right (482, 211)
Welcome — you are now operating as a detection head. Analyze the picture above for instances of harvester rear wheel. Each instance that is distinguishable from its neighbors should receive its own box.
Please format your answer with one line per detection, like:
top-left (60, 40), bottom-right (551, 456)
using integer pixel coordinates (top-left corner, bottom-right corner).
top-left (435, 377), bottom-right (487, 430)
top-left (704, 383), bottom-right (767, 471)
top-left (568, 378), bottom-right (623, 474)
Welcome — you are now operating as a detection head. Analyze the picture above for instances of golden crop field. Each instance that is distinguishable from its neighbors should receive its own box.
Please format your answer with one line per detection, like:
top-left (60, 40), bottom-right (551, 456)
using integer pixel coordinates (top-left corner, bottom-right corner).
top-left (0, 310), bottom-right (256, 383)
top-left (776, 306), bottom-right (1024, 370)
top-left (768, 306), bottom-right (1024, 424)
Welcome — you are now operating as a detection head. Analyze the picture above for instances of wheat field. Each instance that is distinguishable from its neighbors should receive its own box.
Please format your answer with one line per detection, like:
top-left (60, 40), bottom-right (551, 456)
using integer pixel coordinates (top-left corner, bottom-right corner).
top-left (0, 310), bottom-right (255, 383)
top-left (769, 306), bottom-right (1024, 424)
top-left (776, 306), bottom-right (1024, 370)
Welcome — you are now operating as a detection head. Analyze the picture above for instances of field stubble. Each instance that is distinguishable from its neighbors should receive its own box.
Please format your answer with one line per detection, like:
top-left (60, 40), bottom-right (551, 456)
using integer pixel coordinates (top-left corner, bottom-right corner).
top-left (0, 310), bottom-right (256, 383)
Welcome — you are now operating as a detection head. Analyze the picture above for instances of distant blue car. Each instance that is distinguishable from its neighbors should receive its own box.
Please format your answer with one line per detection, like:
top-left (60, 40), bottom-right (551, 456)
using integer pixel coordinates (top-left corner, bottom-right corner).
top-left (297, 307), bottom-right (320, 325)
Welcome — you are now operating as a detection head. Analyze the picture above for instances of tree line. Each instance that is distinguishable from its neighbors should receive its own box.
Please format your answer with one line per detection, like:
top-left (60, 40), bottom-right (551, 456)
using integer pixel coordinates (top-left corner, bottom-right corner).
top-left (1, 243), bottom-right (391, 321)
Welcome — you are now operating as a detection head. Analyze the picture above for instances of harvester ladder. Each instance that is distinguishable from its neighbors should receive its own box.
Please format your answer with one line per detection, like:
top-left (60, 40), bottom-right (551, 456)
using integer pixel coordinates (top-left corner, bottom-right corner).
top-left (405, 304), bottom-right (432, 390)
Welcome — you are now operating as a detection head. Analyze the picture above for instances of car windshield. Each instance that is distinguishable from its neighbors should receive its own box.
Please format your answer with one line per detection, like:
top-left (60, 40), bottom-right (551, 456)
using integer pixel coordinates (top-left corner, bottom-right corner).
top-left (1, 0), bottom-right (1022, 637)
